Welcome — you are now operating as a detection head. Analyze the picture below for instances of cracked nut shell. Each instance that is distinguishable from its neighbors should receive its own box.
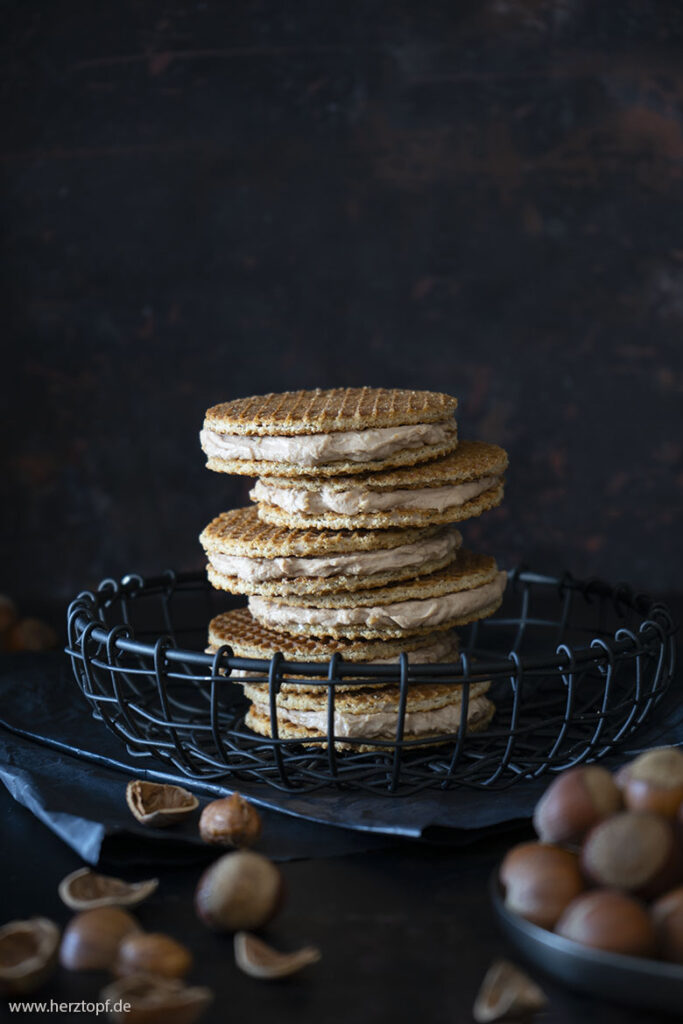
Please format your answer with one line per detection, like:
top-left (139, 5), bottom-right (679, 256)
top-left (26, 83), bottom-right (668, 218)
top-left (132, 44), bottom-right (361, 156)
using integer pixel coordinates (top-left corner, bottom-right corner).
top-left (199, 793), bottom-right (262, 848)
top-left (0, 918), bottom-right (60, 996)
top-left (126, 780), bottom-right (199, 827)
top-left (59, 868), bottom-right (158, 911)
top-left (101, 973), bottom-right (213, 1024)
top-left (234, 932), bottom-right (320, 979)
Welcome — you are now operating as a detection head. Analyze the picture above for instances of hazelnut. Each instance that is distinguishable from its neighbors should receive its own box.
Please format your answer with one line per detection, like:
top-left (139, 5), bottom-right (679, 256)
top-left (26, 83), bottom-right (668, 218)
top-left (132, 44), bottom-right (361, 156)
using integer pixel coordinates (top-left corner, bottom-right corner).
top-left (58, 868), bottom-right (158, 911)
top-left (60, 907), bottom-right (141, 971)
top-left (195, 850), bottom-right (284, 932)
top-left (533, 765), bottom-right (622, 844)
top-left (616, 747), bottom-right (683, 818)
top-left (581, 811), bottom-right (682, 899)
top-left (115, 932), bottom-right (192, 979)
top-left (651, 887), bottom-right (683, 964)
top-left (556, 890), bottom-right (657, 957)
top-left (199, 793), bottom-right (262, 848)
top-left (101, 973), bottom-right (212, 1024)
top-left (6, 617), bottom-right (58, 653)
top-left (0, 918), bottom-right (60, 995)
top-left (0, 594), bottom-right (18, 637)
top-left (499, 842), bottom-right (584, 929)
top-left (126, 780), bottom-right (199, 827)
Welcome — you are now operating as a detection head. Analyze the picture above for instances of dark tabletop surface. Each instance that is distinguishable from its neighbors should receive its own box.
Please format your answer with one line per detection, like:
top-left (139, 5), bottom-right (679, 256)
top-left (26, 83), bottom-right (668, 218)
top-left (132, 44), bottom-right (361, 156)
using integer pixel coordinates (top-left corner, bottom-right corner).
top-left (1, 778), bottom-right (678, 1024)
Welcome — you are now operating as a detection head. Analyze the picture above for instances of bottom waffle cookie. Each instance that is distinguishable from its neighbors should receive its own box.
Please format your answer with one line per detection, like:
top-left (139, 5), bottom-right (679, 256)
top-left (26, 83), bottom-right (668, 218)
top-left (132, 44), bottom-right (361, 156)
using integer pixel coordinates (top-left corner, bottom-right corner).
top-left (242, 679), bottom-right (493, 751)
top-left (244, 692), bottom-right (495, 753)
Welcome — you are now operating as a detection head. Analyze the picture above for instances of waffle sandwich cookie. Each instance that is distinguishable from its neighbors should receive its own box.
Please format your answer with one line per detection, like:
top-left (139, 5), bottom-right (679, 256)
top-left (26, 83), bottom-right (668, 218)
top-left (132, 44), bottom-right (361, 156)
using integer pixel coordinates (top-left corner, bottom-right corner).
top-left (253, 440), bottom-right (508, 531)
top-left (248, 551), bottom-right (507, 641)
top-left (207, 608), bottom-right (460, 691)
top-left (200, 506), bottom-right (462, 596)
top-left (200, 387), bottom-right (459, 477)
top-left (244, 681), bottom-right (495, 752)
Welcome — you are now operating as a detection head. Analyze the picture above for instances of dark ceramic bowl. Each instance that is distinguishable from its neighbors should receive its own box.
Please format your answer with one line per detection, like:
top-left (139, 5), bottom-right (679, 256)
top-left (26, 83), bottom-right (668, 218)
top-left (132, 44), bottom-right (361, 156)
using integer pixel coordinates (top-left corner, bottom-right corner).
top-left (491, 873), bottom-right (683, 1015)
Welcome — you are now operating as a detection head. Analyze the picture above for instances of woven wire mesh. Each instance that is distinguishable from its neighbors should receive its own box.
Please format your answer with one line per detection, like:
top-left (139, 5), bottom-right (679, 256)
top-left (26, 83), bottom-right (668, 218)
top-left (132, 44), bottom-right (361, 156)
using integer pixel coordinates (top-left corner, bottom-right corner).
top-left (65, 568), bottom-right (676, 795)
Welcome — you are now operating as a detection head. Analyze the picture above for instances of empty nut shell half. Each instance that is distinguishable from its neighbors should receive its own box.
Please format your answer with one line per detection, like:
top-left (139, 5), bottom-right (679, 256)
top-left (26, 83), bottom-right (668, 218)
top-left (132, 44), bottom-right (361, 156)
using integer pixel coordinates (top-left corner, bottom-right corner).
top-left (0, 918), bottom-right (60, 996)
top-left (59, 868), bottom-right (159, 911)
top-left (234, 932), bottom-right (321, 980)
top-left (101, 973), bottom-right (213, 1024)
top-left (126, 780), bottom-right (199, 827)
top-left (473, 959), bottom-right (547, 1023)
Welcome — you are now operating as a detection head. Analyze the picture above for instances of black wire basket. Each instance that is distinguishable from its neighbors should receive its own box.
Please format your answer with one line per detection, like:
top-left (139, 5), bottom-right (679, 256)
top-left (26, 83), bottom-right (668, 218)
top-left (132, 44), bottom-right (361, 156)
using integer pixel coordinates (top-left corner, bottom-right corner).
top-left (65, 568), bottom-right (676, 796)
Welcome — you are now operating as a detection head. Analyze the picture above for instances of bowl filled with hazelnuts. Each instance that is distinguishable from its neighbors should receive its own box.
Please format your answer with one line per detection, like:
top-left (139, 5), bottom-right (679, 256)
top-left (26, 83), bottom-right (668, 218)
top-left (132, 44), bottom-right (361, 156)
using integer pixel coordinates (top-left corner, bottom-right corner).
top-left (493, 748), bottom-right (683, 1013)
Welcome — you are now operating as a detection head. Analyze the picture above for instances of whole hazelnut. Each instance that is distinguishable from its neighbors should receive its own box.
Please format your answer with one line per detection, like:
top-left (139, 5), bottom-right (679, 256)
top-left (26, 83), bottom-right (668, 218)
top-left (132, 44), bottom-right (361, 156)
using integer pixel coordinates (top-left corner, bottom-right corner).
top-left (195, 851), bottom-right (284, 932)
top-left (59, 907), bottom-right (141, 971)
top-left (115, 932), bottom-right (192, 979)
top-left (499, 842), bottom-right (584, 929)
top-left (533, 765), bottom-right (622, 845)
top-left (616, 747), bottom-right (683, 818)
top-left (651, 887), bottom-right (683, 964)
top-left (0, 595), bottom-right (18, 637)
top-left (581, 811), bottom-right (682, 900)
top-left (199, 793), bottom-right (262, 848)
top-left (556, 890), bottom-right (657, 958)
top-left (6, 617), bottom-right (58, 653)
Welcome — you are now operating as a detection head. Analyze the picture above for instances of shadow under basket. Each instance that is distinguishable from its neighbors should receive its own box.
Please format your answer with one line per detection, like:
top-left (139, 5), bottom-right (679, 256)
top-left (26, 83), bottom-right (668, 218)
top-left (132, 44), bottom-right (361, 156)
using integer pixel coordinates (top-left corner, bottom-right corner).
top-left (65, 567), bottom-right (676, 795)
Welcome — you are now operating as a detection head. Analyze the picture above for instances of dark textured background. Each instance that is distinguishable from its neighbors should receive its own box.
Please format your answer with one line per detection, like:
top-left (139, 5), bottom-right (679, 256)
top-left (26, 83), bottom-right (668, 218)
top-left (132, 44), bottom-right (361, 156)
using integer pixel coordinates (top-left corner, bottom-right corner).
top-left (2, 1), bottom-right (682, 627)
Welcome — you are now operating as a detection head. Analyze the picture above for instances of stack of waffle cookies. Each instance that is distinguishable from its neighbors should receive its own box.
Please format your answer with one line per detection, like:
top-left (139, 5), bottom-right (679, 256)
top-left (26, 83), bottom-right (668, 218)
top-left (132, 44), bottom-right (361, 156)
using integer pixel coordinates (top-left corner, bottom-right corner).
top-left (199, 387), bottom-right (508, 751)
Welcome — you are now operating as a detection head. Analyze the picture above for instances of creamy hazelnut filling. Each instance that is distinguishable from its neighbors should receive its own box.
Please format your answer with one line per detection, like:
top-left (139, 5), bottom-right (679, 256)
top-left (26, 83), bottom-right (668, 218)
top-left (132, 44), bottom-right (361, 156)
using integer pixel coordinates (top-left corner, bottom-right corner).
top-left (200, 419), bottom-right (457, 467)
top-left (251, 475), bottom-right (500, 515)
top-left (249, 695), bottom-right (492, 739)
top-left (249, 571), bottom-right (507, 631)
top-left (208, 530), bottom-right (460, 583)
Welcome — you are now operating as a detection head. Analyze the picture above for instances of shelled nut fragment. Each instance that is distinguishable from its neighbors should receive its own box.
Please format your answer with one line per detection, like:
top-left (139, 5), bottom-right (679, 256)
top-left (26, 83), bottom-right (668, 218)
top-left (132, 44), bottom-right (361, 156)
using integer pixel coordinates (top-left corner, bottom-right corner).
top-left (126, 780), bottom-right (199, 827)
top-left (473, 959), bottom-right (547, 1023)
top-left (101, 973), bottom-right (212, 1024)
top-left (234, 932), bottom-right (320, 979)
top-left (199, 793), bottom-right (262, 848)
top-left (0, 918), bottom-right (60, 996)
top-left (59, 868), bottom-right (159, 911)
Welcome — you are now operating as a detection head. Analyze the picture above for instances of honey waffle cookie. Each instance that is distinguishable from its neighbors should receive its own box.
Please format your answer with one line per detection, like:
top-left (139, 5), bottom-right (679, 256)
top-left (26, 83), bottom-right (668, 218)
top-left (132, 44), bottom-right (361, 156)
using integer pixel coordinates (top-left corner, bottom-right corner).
top-left (200, 387), bottom-right (459, 477)
top-left (245, 680), bottom-right (495, 752)
top-left (247, 550), bottom-right (508, 640)
top-left (253, 440), bottom-right (508, 530)
top-left (207, 608), bottom-right (460, 691)
top-left (200, 506), bottom-right (461, 596)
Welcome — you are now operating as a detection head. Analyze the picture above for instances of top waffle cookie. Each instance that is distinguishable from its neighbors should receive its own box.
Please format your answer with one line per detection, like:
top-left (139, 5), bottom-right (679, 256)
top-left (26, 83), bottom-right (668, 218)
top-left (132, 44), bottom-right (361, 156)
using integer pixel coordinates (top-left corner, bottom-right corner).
top-left (205, 387), bottom-right (458, 436)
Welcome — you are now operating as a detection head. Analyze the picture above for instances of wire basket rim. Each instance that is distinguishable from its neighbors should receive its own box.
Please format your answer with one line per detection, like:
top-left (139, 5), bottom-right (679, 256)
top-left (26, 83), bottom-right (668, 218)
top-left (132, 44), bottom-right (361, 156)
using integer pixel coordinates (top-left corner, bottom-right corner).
top-left (65, 565), bottom-right (676, 682)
